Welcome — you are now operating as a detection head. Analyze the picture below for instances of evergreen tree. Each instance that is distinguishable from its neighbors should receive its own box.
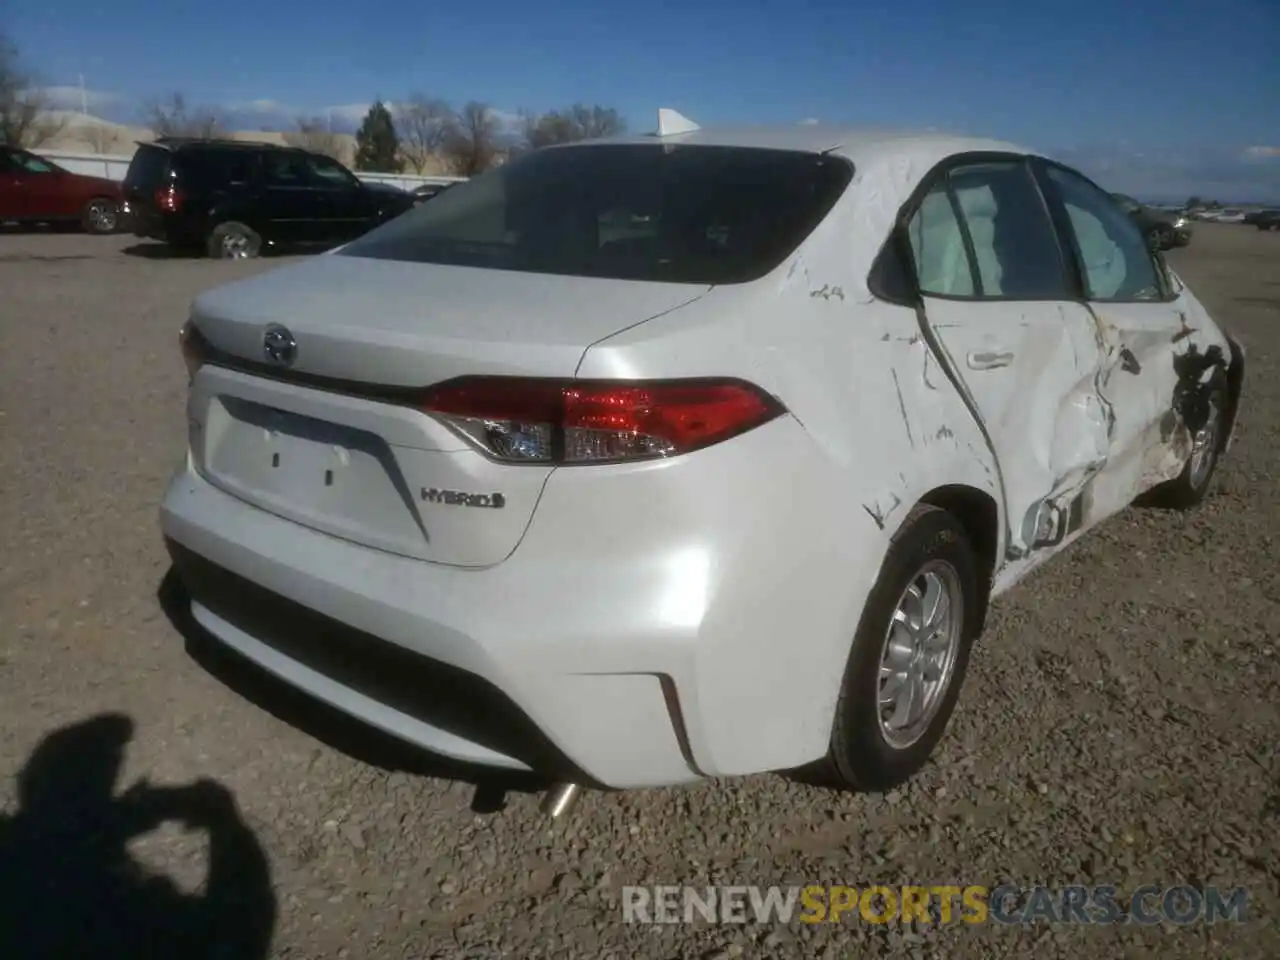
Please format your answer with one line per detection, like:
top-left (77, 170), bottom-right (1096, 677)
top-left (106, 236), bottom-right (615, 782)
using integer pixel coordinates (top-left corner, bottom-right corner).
top-left (354, 101), bottom-right (403, 172)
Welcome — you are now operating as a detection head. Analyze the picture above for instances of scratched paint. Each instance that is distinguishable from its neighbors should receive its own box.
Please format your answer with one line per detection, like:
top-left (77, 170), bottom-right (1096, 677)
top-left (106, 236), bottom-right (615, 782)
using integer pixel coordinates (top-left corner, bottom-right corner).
top-left (575, 134), bottom-right (1239, 609)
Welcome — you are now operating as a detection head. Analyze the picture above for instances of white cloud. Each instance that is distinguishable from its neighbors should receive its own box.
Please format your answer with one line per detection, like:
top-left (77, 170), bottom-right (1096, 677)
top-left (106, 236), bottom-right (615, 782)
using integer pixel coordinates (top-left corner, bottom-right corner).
top-left (323, 102), bottom-right (378, 123)
top-left (798, 117), bottom-right (819, 125)
top-left (488, 108), bottom-right (523, 133)
top-left (318, 101), bottom-right (522, 132)
top-left (225, 98), bottom-right (295, 115)
top-left (1242, 145), bottom-right (1280, 160)
top-left (34, 86), bottom-right (121, 111)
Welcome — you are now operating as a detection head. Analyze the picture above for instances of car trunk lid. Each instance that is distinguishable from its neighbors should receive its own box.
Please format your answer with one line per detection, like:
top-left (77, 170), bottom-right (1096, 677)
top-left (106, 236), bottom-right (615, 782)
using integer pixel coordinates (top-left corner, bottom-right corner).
top-left (186, 255), bottom-right (710, 566)
top-left (189, 253), bottom-right (709, 384)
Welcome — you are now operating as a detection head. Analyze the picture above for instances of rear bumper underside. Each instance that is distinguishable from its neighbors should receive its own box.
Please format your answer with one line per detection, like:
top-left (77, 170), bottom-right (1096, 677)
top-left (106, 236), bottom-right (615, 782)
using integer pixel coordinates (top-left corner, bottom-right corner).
top-left (161, 462), bottom-right (704, 788)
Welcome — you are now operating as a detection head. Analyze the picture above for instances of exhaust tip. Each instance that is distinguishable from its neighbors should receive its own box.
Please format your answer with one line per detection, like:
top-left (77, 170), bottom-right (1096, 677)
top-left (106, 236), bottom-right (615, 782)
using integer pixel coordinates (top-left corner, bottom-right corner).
top-left (540, 782), bottom-right (581, 819)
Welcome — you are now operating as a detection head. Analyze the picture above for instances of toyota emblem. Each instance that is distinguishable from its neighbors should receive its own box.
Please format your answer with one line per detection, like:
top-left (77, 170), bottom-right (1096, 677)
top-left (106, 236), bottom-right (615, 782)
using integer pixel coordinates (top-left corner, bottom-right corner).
top-left (262, 323), bottom-right (297, 367)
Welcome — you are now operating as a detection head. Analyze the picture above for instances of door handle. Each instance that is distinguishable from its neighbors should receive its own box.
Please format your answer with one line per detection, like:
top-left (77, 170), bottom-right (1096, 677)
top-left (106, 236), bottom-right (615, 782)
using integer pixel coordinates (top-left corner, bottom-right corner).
top-left (966, 350), bottom-right (1014, 370)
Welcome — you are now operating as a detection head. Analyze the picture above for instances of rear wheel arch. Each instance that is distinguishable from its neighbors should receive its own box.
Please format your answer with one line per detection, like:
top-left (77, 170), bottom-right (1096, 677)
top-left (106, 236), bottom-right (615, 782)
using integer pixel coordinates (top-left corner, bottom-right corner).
top-left (915, 484), bottom-right (999, 623)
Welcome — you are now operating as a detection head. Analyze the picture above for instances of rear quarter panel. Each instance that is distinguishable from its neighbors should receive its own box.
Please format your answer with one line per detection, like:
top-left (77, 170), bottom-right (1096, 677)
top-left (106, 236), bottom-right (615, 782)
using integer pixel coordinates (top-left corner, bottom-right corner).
top-left (575, 208), bottom-right (1003, 772)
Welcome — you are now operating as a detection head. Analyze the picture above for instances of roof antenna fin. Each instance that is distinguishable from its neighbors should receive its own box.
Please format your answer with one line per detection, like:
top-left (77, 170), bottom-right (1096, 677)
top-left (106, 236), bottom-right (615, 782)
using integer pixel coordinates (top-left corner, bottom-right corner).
top-left (657, 108), bottom-right (700, 137)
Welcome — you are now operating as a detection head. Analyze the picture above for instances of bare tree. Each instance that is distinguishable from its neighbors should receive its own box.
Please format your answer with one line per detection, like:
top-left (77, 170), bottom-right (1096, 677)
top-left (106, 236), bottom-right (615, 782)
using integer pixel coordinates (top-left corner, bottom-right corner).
top-left (283, 116), bottom-right (346, 161)
top-left (399, 94), bottom-right (453, 173)
top-left (524, 103), bottom-right (625, 150)
top-left (441, 101), bottom-right (501, 176)
top-left (0, 33), bottom-right (64, 147)
top-left (143, 92), bottom-right (225, 139)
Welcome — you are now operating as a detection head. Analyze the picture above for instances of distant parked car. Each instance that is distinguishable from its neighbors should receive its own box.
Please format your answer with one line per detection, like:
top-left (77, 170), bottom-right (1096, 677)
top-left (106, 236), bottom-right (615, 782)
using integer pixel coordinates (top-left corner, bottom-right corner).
top-left (0, 146), bottom-right (123, 233)
top-left (1252, 210), bottom-right (1280, 231)
top-left (1111, 193), bottom-right (1191, 250)
top-left (411, 181), bottom-right (461, 203)
top-left (122, 139), bottom-right (417, 258)
top-left (1209, 209), bottom-right (1247, 224)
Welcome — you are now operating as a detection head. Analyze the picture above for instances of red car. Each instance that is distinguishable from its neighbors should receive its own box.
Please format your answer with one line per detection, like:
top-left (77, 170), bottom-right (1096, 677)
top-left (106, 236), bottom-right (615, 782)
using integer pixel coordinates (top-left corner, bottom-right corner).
top-left (0, 146), bottom-right (124, 234)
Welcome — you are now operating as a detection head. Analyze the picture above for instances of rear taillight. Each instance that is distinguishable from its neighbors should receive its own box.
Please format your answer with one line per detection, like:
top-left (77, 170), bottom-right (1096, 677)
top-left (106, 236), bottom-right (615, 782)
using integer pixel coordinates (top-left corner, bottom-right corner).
top-left (155, 183), bottom-right (185, 213)
top-left (179, 319), bottom-right (209, 381)
top-left (420, 377), bottom-right (785, 464)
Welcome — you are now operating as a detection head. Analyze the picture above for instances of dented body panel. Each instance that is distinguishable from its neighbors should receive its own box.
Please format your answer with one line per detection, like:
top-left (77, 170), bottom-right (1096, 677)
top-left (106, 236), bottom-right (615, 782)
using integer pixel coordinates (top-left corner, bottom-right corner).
top-left (575, 133), bottom-right (1241, 771)
top-left (160, 126), bottom-right (1244, 787)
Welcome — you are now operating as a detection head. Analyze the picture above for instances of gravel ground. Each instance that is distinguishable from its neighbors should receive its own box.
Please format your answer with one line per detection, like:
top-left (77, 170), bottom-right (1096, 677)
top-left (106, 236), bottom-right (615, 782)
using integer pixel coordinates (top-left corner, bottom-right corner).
top-left (1, 225), bottom-right (1277, 959)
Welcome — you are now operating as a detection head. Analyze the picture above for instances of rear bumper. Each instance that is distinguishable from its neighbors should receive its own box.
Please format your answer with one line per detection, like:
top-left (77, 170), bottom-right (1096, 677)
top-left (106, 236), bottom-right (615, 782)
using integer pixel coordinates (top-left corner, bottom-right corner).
top-left (162, 461), bottom-right (696, 787)
top-left (160, 413), bottom-right (875, 789)
top-left (130, 209), bottom-right (201, 245)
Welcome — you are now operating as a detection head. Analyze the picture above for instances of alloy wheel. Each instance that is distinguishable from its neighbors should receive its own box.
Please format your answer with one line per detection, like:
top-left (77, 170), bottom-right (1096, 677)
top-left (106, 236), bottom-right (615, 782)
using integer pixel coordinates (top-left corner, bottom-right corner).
top-left (1188, 391), bottom-right (1224, 490)
top-left (87, 201), bottom-right (117, 233)
top-left (876, 560), bottom-right (964, 750)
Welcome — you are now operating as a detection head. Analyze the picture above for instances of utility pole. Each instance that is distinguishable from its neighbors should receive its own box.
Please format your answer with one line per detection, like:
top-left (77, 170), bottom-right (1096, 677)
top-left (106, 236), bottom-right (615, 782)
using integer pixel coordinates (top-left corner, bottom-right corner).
top-left (76, 73), bottom-right (104, 152)
top-left (79, 73), bottom-right (104, 152)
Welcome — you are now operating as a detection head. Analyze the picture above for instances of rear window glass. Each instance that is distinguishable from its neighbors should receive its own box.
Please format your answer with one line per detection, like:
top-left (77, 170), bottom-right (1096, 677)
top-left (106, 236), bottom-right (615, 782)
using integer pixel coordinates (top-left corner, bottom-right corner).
top-left (339, 144), bottom-right (854, 284)
top-left (177, 149), bottom-right (256, 185)
top-left (124, 146), bottom-right (171, 188)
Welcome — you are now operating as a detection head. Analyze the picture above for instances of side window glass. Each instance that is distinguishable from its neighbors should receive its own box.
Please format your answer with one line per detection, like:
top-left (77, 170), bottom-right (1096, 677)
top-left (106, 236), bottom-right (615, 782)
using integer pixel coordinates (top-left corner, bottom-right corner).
top-left (1043, 166), bottom-right (1163, 301)
top-left (264, 154), bottom-right (311, 187)
top-left (948, 162), bottom-right (1069, 299)
top-left (14, 152), bottom-right (54, 174)
top-left (222, 153), bottom-right (252, 184)
top-left (906, 182), bottom-right (974, 296)
top-left (307, 156), bottom-right (357, 187)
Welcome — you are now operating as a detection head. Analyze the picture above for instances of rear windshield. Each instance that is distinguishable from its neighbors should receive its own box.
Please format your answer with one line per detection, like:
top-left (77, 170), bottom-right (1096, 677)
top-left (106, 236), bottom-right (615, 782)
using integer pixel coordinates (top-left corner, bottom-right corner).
top-left (339, 144), bottom-right (853, 284)
top-left (123, 145), bottom-right (171, 189)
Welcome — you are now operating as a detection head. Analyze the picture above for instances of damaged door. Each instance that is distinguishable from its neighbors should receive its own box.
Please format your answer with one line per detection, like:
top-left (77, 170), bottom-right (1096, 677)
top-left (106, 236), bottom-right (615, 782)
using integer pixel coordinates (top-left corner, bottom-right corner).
top-left (1034, 162), bottom-right (1204, 505)
top-left (904, 158), bottom-right (1114, 559)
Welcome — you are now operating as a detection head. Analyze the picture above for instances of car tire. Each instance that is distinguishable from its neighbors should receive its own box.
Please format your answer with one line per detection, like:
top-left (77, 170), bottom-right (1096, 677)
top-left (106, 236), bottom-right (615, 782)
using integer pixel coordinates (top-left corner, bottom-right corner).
top-left (207, 222), bottom-right (262, 260)
top-left (1146, 375), bottom-right (1228, 510)
top-left (823, 504), bottom-right (982, 792)
top-left (82, 198), bottom-right (119, 235)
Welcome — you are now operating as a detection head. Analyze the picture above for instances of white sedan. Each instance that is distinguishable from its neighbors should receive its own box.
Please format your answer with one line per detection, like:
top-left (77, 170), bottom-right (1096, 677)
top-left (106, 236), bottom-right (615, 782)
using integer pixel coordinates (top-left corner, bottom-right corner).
top-left (161, 112), bottom-right (1245, 805)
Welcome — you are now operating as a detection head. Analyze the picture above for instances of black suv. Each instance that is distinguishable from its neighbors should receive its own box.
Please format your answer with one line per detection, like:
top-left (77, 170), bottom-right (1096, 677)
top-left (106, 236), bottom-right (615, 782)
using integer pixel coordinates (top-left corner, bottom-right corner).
top-left (122, 139), bottom-right (417, 258)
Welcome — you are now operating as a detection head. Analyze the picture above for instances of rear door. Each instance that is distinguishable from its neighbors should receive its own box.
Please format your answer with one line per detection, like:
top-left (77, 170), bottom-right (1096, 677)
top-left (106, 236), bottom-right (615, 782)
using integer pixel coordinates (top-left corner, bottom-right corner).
top-left (303, 153), bottom-right (378, 243)
top-left (259, 150), bottom-right (328, 245)
top-left (906, 156), bottom-right (1114, 557)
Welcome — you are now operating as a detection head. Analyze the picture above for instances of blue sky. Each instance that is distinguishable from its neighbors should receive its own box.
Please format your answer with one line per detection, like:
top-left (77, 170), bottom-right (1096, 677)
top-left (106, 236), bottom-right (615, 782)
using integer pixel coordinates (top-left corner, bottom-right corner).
top-left (8, 0), bottom-right (1279, 201)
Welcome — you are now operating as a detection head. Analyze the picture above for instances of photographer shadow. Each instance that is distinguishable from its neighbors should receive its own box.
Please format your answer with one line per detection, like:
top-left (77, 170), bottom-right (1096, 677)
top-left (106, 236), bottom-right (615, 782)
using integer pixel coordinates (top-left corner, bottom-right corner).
top-left (0, 714), bottom-right (275, 960)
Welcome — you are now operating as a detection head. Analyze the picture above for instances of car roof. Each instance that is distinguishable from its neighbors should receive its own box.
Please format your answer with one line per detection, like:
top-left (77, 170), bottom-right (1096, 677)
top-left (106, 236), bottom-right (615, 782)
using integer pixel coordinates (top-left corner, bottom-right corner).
top-left (567, 124), bottom-right (1037, 168)
top-left (142, 138), bottom-right (296, 153)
